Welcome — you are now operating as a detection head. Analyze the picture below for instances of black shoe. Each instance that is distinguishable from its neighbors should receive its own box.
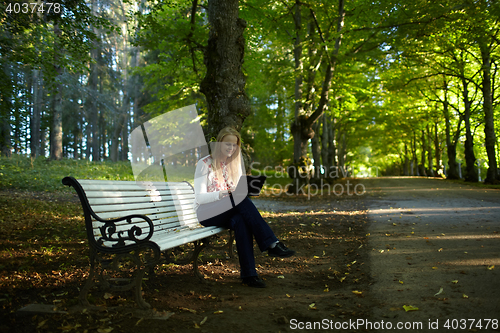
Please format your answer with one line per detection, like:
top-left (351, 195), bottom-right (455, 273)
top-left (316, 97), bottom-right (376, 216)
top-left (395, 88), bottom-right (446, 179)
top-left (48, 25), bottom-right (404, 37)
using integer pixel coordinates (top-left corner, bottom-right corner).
top-left (242, 276), bottom-right (266, 288)
top-left (268, 242), bottom-right (295, 258)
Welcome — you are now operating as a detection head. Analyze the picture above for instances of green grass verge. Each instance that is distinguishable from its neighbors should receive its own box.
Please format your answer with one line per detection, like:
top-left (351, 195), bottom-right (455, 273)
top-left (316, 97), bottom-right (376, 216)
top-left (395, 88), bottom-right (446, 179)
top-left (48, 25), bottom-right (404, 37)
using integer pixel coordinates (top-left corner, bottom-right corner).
top-left (0, 155), bottom-right (134, 192)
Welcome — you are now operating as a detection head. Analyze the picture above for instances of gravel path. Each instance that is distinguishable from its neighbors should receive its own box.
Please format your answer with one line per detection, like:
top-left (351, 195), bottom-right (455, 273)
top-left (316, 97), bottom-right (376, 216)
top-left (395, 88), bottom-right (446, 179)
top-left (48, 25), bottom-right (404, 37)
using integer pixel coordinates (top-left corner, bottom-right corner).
top-left (363, 177), bottom-right (500, 332)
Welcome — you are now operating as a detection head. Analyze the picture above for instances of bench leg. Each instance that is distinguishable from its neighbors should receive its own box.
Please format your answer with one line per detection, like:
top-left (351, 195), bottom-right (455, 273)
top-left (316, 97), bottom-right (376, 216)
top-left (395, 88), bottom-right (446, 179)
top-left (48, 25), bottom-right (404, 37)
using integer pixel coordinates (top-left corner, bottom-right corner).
top-left (79, 247), bottom-right (159, 310)
top-left (79, 249), bottom-right (97, 307)
top-left (192, 240), bottom-right (207, 281)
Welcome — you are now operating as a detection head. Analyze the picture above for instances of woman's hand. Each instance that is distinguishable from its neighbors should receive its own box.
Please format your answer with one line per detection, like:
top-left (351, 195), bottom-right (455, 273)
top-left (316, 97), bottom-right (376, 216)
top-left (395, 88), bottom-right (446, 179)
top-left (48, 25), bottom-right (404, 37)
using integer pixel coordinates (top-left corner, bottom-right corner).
top-left (219, 190), bottom-right (230, 199)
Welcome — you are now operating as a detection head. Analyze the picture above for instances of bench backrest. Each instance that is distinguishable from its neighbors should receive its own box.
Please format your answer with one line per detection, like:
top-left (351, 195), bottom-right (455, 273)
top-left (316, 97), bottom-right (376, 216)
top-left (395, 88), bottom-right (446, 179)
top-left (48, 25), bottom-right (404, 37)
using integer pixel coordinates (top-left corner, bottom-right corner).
top-left (63, 177), bottom-right (201, 252)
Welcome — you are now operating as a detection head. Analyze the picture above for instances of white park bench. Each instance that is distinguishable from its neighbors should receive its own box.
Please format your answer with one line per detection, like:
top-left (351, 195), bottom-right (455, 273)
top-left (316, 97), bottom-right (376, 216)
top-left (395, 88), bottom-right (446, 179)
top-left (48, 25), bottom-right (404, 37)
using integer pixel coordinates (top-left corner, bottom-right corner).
top-left (62, 176), bottom-right (232, 309)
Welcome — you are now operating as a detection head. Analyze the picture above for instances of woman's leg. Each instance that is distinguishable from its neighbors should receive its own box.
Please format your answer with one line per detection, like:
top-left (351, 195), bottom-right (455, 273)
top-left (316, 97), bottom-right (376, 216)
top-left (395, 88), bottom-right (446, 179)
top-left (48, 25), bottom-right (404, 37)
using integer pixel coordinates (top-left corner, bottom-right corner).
top-left (229, 213), bottom-right (257, 278)
top-left (234, 197), bottom-right (278, 252)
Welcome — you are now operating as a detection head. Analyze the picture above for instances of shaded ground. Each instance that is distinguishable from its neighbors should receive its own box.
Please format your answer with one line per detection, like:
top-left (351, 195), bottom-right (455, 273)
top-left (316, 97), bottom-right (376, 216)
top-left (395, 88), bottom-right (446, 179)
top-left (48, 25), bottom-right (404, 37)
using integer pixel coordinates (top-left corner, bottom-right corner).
top-left (0, 184), bottom-right (373, 333)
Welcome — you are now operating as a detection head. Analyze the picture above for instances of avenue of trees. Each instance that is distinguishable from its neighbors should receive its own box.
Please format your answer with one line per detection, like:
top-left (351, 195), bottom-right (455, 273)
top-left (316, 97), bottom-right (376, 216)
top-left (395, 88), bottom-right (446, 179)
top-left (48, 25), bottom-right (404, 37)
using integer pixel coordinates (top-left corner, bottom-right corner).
top-left (1, 0), bottom-right (499, 183)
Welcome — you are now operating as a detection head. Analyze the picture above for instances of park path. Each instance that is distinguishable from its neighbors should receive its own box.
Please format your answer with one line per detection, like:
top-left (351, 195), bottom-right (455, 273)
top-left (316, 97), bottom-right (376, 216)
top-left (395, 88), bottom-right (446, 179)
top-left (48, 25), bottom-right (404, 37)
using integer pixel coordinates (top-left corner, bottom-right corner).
top-left (363, 177), bottom-right (500, 332)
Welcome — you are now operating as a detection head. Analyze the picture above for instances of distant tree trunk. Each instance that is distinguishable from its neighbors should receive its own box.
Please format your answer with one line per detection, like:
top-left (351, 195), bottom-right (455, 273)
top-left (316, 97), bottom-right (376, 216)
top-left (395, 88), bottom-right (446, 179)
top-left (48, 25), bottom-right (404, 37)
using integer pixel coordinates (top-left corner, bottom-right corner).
top-left (87, 0), bottom-right (99, 161)
top-left (321, 114), bottom-right (329, 177)
top-left (404, 142), bottom-right (409, 176)
top-left (50, 23), bottom-right (63, 161)
top-left (110, 113), bottom-right (127, 162)
top-left (311, 119), bottom-right (321, 181)
top-left (337, 131), bottom-right (347, 174)
top-left (328, 117), bottom-right (336, 172)
top-left (200, 0), bottom-right (251, 139)
top-left (461, 76), bottom-right (478, 182)
top-left (31, 69), bottom-right (42, 158)
top-left (419, 130), bottom-right (427, 176)
top-left (479, 41), bottom-right (499, 183)
top-left (433, 122), bottom-right (441, 175)
top-left (442, 80), bottom-right (461, 179)
top-left (291, 0), bottom-right (304, 161)
top-left (426, 124), bottom-right (434, 177)
top-left (290, 0), bottom-right (344, 165)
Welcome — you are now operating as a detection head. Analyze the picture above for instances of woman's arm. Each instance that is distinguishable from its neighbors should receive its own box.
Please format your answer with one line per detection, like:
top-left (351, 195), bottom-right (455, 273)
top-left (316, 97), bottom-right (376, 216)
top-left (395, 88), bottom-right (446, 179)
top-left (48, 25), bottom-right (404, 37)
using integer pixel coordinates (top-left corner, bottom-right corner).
top-left (194, 158), bottom-right (224, 204)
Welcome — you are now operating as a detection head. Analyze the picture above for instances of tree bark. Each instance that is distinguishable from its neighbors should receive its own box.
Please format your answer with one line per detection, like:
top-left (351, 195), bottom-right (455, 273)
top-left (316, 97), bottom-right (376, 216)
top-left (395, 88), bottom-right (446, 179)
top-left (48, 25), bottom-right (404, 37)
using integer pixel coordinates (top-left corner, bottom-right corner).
top-left (311, 119), bottom-right (321, 181)
top-left (442, 80), bottom-right (461, 179)
top-left (419, 129), bottom-right (427, 176)
top-left (404, 142), bottom-right (409, 176)
top-left (321, 114), bottom-right (329, 177)
top-left (426, 124), bottom-right (434, 177)
top-left (30, 69), bottom-right (42, 158)
top-left (479, 41), bottom-right (499, 183)
top-left (460, 76), bottom-right (478, 182)
top-left (50, 23), bottom-right (63, 161)
top-left (290, 0), bottom-right (345, 164)
top-left (200, 0), bottom-right (251, 139)
top-left (433, 122), bottom-right (441, 175)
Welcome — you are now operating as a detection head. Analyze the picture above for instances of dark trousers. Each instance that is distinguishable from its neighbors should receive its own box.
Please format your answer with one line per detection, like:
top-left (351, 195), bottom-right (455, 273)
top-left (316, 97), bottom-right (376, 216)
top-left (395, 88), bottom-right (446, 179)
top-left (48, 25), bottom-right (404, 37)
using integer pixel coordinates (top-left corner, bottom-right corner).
top-left (197, 196), bottom-right (278, 278)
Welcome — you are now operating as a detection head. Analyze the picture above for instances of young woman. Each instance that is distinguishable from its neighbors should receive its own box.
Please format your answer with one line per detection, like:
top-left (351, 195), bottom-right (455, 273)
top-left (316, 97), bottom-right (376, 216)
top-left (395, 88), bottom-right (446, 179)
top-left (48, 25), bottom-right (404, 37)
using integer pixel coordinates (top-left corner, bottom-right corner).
top-left (193, 127), bottom-right (294, 288)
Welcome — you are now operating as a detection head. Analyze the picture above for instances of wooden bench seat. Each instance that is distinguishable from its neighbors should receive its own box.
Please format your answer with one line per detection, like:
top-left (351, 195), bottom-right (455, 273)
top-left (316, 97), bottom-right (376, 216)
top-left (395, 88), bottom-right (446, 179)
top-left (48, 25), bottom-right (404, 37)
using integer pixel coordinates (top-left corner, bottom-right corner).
top-left (62, 177), bottom-right (231, 309)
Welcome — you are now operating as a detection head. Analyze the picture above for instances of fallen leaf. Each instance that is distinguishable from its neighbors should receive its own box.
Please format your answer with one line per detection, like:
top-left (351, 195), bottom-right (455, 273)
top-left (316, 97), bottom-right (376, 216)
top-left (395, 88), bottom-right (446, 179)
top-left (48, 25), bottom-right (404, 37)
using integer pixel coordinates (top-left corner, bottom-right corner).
top-left (487, 265), bottom-right (495, 270)
top-left (352, 290), bottom-right (363, 295)
top-left (213, 310), bottom-right (223, 314)
top-left (180, 307), bottom-right (197, 314)
top-left (309, 303), bottom-right (317, 310)
top-left (434, 287), bottom-right (443, 296)
top-left (432, 267), bottom-right (438, 270)
top-left (451, 280), bottom-right (458, 284)
top-left (200, 316), bottom-right (208, 325)
top-left (277, 275), bottom-right (285, 279)
top-left (399, 280), bottom-right (404, 284)
top-left (462, 294), bottom-right (468, 299)
top-left (403, 305), bottom-right (419, 312)
top-left (37, 320), bottom-right (47, 329)
top-left (97, 328), bottom-right (114, 333)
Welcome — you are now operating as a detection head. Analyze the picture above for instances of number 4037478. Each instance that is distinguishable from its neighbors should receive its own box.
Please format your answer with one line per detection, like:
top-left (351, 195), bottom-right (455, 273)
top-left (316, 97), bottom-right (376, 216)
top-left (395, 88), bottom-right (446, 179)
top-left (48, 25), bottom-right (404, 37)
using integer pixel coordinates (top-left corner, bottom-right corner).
top-left (6, 2), bottom-right (61, 14)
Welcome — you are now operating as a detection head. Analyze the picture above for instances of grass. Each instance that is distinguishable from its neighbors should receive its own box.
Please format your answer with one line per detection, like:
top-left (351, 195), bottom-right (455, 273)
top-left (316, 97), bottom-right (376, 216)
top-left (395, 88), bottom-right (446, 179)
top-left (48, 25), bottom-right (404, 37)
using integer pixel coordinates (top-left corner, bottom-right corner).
top-left (0, 155), bottom-right (135, 192)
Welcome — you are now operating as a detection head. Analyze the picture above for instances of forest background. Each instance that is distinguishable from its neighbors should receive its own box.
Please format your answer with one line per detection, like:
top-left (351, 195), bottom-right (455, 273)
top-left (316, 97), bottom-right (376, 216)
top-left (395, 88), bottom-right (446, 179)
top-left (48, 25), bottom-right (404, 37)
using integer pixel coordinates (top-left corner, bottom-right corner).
top-left (1, 0), bottom-right (500, 185)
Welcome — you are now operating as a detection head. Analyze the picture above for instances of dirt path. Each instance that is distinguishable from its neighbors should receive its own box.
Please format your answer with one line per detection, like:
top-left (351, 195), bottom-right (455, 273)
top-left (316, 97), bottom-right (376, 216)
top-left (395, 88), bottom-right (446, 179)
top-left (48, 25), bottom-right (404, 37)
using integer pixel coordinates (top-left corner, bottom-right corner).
top-left (363, 177), bottom-right (500, 332)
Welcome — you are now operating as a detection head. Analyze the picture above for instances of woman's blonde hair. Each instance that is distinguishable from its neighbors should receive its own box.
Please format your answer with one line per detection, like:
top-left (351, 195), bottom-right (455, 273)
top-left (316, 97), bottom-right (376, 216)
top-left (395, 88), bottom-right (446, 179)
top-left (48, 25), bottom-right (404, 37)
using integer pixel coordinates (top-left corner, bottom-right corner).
top-left (211, 127), bottom-right (242, 187)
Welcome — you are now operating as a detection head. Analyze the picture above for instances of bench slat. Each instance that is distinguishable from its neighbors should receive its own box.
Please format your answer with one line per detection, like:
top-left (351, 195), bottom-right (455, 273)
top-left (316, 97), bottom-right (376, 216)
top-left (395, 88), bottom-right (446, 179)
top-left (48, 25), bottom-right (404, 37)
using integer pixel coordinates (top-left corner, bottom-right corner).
top-left (89, 197), bottom-right (195, 213)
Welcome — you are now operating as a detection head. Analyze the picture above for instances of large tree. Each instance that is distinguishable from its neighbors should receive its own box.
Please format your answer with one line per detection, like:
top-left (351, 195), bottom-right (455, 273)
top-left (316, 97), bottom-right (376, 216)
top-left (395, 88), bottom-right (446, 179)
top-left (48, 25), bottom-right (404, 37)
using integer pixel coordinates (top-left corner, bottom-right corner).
top-left (200, 0), bottom-right (251, 139)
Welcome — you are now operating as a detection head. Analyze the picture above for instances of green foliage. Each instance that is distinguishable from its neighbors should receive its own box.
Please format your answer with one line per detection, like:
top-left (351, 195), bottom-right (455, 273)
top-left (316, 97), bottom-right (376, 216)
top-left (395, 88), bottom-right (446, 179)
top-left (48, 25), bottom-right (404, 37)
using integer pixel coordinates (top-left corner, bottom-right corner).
top-left (0, 156), bottom-right (134, 192)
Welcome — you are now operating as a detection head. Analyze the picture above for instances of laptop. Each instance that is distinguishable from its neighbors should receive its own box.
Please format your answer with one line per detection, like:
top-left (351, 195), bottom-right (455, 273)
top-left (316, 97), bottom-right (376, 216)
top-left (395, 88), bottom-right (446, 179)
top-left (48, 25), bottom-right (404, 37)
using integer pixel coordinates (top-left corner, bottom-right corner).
top-left (232, 175), bottom-right (267, 197)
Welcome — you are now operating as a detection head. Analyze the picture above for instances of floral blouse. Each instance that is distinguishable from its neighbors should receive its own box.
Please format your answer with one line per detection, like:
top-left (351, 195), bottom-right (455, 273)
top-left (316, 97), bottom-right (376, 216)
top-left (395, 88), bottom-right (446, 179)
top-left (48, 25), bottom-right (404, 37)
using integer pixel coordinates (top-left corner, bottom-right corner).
top-left (193, 155), bottom-right (242, 211)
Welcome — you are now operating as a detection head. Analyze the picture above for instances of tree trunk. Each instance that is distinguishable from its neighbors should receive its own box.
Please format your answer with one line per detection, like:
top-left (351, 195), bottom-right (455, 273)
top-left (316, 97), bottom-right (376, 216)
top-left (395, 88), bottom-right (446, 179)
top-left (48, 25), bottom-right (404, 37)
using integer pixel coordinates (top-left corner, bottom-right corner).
top-left (426, 124), bottom-right (434, 177)
top-left (321, 114), bottom-right (329, 177)
top-left (413, 131), bottom-right (419, 176)
top-left (461, 77), bottom-right (478, 182)
top-left (479, 42), bottom-right (499, 183)
top-left (50, 23), bottom-right (63, 161)
top-left (433, 122), bottom-right (441, 175)
top-left (311, 119), bottom-right (321, 181)
top-left (30, 69), bottom-right (41, 158)
top-left (404, 142), bottom-right (409, 176)
top-left (291, 0), bottom-right (304, 163)
top-left (418, 130), bottom-right (426, 176)
top-left (442, 81), bottom-right (461, 179)
top-left (200, 0), bottom-right (251, 139)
